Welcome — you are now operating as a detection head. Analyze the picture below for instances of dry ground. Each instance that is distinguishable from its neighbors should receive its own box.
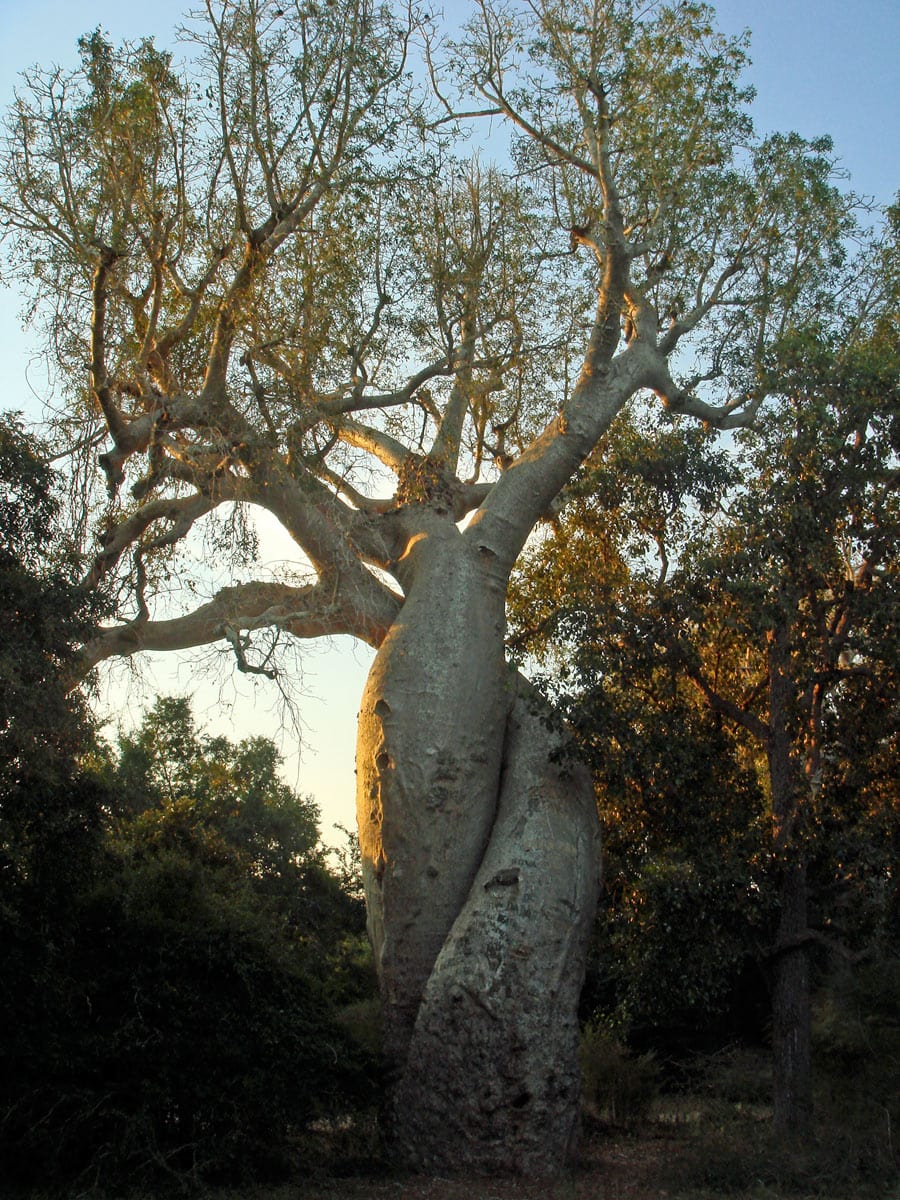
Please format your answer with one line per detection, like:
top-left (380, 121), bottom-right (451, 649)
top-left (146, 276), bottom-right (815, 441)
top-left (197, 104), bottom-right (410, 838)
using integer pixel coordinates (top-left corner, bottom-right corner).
top-left (202, 1122), bottom-right (887, 1200)
top-left (290, 1131), bottom-right (679, 1199)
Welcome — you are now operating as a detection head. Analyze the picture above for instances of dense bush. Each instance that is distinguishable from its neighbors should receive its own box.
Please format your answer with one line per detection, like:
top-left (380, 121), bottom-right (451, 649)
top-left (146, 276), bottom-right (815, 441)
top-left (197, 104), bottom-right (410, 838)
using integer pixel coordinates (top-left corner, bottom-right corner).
top-left (3, 846), bottom-right (372, 1187)
top-left (813, 956), bottom-right (900, 1181)
top-left (1, 752), bottom-right (378, 1192)
top-left (580, 1022), bottom-right (660, 1129)
top-left (0, 417), bottom-right (378, 1192)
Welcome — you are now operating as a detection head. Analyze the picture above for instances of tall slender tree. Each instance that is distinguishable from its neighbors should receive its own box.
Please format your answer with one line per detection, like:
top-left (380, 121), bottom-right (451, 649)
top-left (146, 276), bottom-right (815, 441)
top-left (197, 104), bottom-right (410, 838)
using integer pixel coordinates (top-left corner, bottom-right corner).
top-left (0, 0), bottom-right (860, 1170)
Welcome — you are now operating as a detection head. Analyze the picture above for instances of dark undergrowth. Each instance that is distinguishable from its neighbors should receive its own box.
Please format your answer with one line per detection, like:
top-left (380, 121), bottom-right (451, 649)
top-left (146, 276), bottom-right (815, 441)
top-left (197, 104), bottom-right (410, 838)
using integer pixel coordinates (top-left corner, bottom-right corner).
top-left (9, 1098), bottom-right (894, 1200)
top-left (4, 1043), bottom-right (897, 1199)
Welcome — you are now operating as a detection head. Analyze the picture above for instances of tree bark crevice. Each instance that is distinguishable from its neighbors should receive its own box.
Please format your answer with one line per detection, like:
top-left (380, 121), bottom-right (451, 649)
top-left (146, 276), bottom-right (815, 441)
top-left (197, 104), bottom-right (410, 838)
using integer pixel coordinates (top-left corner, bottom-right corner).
top-left (390, 677), bottom-right (600, 1174)
top-left (355, 523), bottom-right (600, 1174)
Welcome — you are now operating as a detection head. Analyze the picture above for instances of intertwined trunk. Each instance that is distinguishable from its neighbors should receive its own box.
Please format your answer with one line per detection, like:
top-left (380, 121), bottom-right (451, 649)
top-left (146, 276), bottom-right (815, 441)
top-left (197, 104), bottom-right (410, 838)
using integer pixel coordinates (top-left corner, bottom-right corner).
top-left (356, 519), bottom-right (600, 1174)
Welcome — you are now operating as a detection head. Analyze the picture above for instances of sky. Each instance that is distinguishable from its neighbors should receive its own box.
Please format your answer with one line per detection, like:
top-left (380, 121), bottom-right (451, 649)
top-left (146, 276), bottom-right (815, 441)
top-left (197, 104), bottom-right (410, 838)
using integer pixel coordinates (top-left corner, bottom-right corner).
top-left (0, 0), bottom-right (897, 835)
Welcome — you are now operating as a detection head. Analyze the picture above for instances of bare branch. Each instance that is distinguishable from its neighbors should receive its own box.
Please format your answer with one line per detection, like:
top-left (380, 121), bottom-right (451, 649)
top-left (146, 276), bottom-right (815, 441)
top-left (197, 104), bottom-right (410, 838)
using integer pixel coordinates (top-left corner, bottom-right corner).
top-left (337, 417), bottom-right (411, 476)
top-left (222, 622), bottom-right (278, 678)
top-left (78, 578), bottom-right (365, 673)
top-left (654, 367), bottom-right (766, 431)
top-left (82, 490), bottom-right (225, 593)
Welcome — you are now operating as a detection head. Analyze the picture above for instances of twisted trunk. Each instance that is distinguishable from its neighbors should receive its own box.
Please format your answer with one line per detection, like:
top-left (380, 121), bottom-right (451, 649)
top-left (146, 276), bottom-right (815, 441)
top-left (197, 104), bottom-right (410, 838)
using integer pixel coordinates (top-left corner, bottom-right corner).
top-left (356, 519), bottom-right (600, 1173)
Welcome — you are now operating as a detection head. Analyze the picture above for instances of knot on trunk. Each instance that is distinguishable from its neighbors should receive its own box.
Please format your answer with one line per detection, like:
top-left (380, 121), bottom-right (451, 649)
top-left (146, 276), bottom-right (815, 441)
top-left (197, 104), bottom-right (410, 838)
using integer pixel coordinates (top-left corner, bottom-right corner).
top-left (396, 454), bottom-right (456, 512)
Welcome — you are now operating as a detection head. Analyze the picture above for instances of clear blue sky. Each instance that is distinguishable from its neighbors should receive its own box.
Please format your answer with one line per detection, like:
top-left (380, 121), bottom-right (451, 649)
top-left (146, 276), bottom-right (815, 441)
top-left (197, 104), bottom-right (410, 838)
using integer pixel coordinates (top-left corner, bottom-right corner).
top-left (0, 0), bottom-right (896, 832)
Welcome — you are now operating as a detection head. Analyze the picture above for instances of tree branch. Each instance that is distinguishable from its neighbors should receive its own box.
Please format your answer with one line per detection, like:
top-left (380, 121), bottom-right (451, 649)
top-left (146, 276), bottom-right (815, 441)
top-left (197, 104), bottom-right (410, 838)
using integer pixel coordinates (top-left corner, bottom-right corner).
top-left (687, 663), bottom-right (771, 744)
top-left (336, 417), bottom-right (410, 476)
top-left (82, 490), bottom-right (225, 593)
top-left (78, 577), bottom-right (382, 674)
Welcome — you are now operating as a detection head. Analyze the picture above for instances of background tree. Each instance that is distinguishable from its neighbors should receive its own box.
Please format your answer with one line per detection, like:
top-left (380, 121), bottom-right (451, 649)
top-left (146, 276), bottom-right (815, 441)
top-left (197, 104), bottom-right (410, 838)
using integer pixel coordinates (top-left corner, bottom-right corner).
top-left (0, 413), bottom-right (100, 790)
top-left (0, 413), bottom-right (112, 1191)
top-left (511, 263), bottom-right (900, 1140)
top-left (0, 410), bottom-right (107, 947)
top-left (2, 689), bottom-right (373, 1191)
top-left (0, 0), bottom-right (862, 1171)
top-left (112, 693), bottom-right (368, 963)
top-left (510, 412), bottom-right (773, 1048)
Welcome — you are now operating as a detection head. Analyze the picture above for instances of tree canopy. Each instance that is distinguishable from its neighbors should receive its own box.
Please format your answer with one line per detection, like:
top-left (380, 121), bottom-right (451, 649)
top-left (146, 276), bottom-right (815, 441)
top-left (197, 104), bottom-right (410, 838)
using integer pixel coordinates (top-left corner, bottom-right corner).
top-left (0, 0), bottom-right (865, 677)
top-left (2, 0), bottom-right (896, 1177)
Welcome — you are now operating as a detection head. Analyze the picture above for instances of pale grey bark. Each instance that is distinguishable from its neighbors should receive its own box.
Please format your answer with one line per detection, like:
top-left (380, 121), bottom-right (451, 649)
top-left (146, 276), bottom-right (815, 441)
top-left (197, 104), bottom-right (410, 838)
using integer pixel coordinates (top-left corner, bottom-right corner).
top-left (356, 512), bottom-right (600, 1173)
top-left (356, 514), bottom-right (512, 1063)
top-left (392, 679), bottom-right (599, 1174)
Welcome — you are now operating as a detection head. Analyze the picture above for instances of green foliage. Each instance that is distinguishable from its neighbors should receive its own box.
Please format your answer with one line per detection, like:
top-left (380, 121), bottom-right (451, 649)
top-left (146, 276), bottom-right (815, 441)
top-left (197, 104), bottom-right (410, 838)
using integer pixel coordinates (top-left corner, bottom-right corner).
top-left (692, 1044), bottom-right (773, 1108)
top-left (112, 694), bottom-right (367, 956)
top-left (0, 414), bottom-right (99, 795)
top-left (13, 443), bottom-right (383, 1189)
top-left (0, 411), bottom-right (110, 990)
top-left (1, 699), bottom-right (378, 1191)
top-left (337, 996), bottom-right (385, 1060)
top-left (513, 312), bottom-right (899, 1077)
top-left (2, 847), bottom-right (372, 1188)
top-left (814, 957), bottom-right (900, 1172)
top-left (574, 686), bottom-right (771, 1042)
top-left (673, 1111), bottom-right (897, 1198)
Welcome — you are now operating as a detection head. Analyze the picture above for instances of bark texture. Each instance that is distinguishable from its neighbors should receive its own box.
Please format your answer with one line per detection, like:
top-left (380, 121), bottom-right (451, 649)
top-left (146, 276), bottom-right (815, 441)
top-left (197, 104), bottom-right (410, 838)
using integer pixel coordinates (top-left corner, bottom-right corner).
top-left (392, 682), bottom-right (599, 1174)
top-left (772, 863), bottom-right (813, 1139)
top-left (356, 519), bottom-right (510, 1065)
top-left (768, 625), bottom-right (813, 1139)
top-left (356, 520), bottom-right (600, 1174)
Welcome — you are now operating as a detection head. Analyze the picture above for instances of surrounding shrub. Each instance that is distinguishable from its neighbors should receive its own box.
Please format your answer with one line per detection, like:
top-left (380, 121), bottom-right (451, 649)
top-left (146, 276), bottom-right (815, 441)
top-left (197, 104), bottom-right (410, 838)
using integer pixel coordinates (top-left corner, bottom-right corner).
top-left (665, 1030), bottom-right (898, 1198)
top-left (0, 825), bottom-right (379, 1192)
top-left (0, 667), bottom-right (379, 1193)
top-left (580, 1022), bottom-right (660, 1128)
top-left (692, 1044), bottom-right (773, 1108)
top-left (337, 995), bottom-right (385, 1060)
top-left (673, 1116), bottom-right (897, 1198)
top-left (813, 957), bottom-right (900, 1184)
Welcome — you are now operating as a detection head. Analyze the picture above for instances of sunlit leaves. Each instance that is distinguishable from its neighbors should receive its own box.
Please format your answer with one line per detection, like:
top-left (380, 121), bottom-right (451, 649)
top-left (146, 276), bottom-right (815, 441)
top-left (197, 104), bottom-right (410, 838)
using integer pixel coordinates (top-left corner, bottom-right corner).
top-left (454, 0), bottom-right (859, 418)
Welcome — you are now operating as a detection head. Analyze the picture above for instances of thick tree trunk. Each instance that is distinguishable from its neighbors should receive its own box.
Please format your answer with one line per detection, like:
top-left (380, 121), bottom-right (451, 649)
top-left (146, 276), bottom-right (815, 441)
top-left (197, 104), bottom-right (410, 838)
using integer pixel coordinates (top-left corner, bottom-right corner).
top-left (356, 520), bottom-right (600, 1174)
top-left (356, 519), bottom-right (511, 1065)
top-left (392, 683), bottom-right (599, 1173)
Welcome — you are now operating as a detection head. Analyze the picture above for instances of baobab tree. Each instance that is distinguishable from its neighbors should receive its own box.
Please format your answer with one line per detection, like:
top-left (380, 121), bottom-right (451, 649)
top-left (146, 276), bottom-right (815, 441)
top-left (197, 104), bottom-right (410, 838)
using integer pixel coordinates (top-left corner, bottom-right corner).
top-left (0, 0), bottom-right (857, 1173)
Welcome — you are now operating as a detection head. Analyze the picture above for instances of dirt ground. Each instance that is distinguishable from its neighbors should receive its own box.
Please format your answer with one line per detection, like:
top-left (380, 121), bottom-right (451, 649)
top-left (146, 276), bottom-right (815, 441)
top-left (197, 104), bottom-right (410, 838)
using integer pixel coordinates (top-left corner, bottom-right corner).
top-left (205, 1106), bottom-right (895, 1200)
top-left (281, 1130), bottom-right (739, 1200)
